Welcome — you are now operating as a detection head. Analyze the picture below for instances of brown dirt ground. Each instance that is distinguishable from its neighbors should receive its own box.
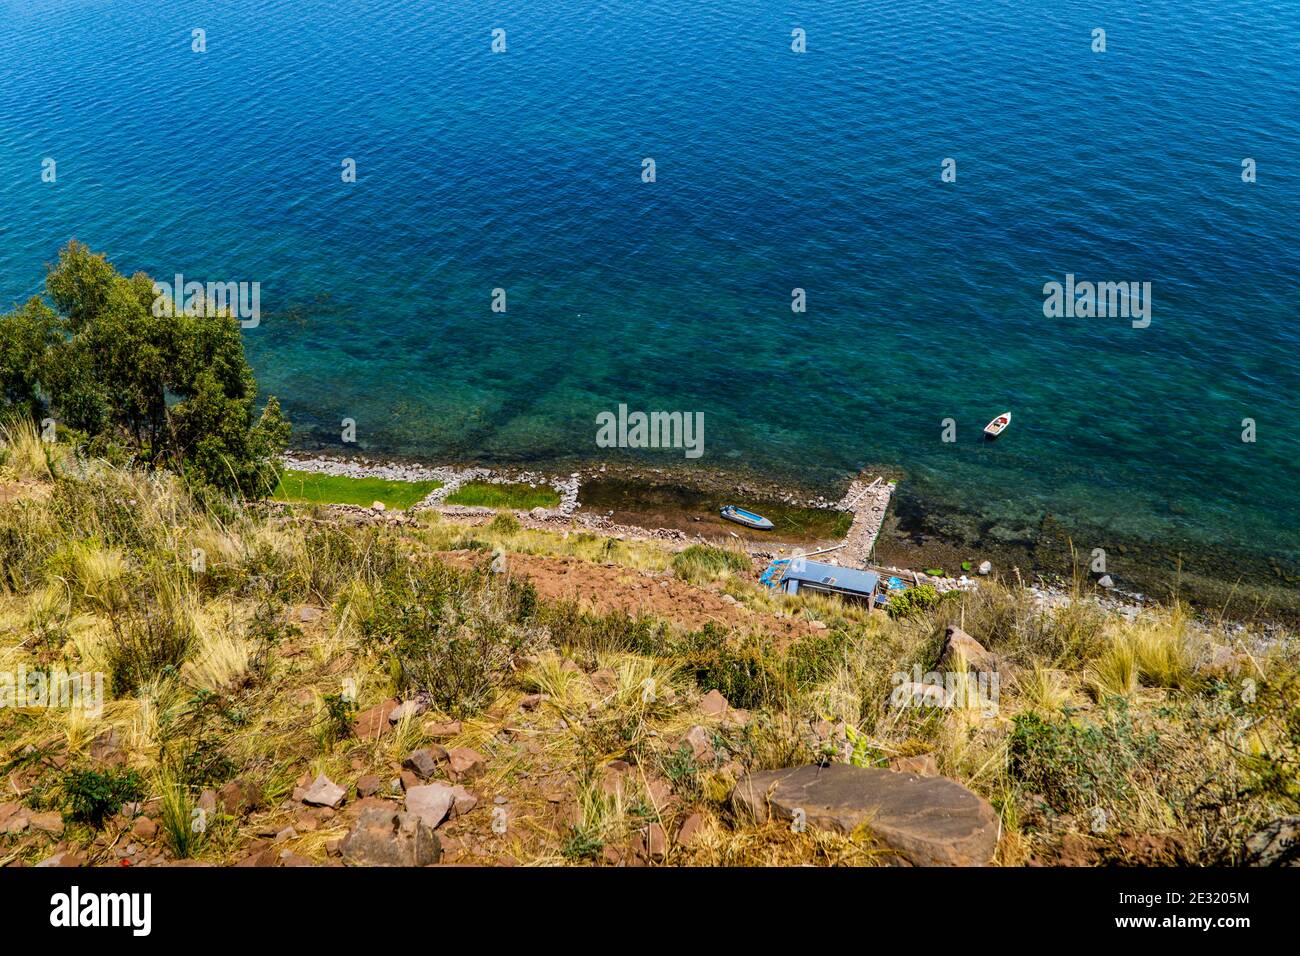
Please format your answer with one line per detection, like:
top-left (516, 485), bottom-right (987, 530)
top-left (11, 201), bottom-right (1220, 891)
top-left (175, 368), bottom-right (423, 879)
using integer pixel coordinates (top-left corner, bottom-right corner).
top-left (0, 482), bottom-right (49, 505)
top-left (438, 550), bottom-right (822, 642)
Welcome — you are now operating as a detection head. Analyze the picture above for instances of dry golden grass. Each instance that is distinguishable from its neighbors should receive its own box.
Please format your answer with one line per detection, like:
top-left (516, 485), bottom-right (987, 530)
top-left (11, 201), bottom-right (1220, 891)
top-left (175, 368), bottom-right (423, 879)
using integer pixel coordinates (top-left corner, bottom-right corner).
top-left (0, 447), bottom-right (1295, 869)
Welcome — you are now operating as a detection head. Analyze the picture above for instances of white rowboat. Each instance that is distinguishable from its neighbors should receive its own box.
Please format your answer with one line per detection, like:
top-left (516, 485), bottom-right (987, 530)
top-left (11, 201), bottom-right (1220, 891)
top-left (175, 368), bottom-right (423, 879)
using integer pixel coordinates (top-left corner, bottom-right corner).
top-left (983, 411), bottom-right (1012, 439)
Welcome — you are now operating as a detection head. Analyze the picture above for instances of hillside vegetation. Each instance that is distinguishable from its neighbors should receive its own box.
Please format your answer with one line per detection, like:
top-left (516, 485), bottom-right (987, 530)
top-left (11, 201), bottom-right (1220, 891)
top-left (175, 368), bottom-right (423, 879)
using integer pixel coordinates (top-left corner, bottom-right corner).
top-left (1, 425), bottom-right (1297, 867)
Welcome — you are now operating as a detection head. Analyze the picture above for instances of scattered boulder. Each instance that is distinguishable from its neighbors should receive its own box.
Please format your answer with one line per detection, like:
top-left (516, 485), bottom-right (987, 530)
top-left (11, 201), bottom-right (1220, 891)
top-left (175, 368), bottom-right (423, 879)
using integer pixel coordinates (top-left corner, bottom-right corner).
top-left (682, 725), bottom-right (714, 762)
top-left (29, 812), bottom-right (64, 836)
top-left (36, 851), bottom-right (85, 868)
top-left (447, 747), bottom-right (488, 780)
top-left (448, 786), bottom-right (478, 818)
top-left (235, 843), bottom-right (278, 867)
top-left (731, 764), bottom-right (998, 866)
top-left (371, 501), bottom-right (386, 513)
top-left (130, 816), bottom-right (157, 841)
top-left (1203, 645), bottom-right (1252, 678)
top-left (89, 728), bottom-right (124, 766)
top-left (402, 746), bottom-right (449, 780)
top-left (676, 813), bottom-right (705, 846)
top-left (891, 681), bottom-right (950, 708)
top-left (977, 561), bottom-right (992, 576)
top-left (302, 774), bottom-right (346, 809)
top-left (353, 699), bottom-right (399, 740)
top-left (197, 789), bottom-right (217, 815)
top-left (217, 778), bottom-right (262, 816)
top-left (405, 783), bottom-right (455, 829)
top-left (1244, 816), bottom-right (1300, 866)
top-left (355, 775), bottom-right (382, 798)
top-left (699, 689), bottom-right (729, 717)
top-left (425, 720), bottom-right (462, 739)
top-left (645, 823), bottom-right (667, 861)
top-left (937, 626), bottom-right (997, 674)
top-left (1097, 574), bottom-right (1115, 589)
top-left (340, 808), bottom-right (441, 866)
top-left (888, 754), bottom-right (938, 777)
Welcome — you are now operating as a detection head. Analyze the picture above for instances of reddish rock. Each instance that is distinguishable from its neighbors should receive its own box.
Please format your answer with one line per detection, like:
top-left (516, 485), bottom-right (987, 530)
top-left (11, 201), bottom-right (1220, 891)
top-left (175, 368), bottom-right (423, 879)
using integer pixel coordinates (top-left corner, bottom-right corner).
top-left (130, 816), bottom-right (157, 841)
top-left (353, 699), bottom-right (399, 740)
top-left (425, 720), bottom-right (462, 739)
top-left (676, 813), bottom-right (705, 846)
top-left (682, 725), bottom-right (714, 762)
top-left (217, 778), bottom-right (262, 816)
top-left (447, 747), bottom-right (488, 780)
top-left (302, 774), bottom-right (346, 809)
top-left (405, 783), bottom-right (455, 829)
top-left (937, 626), bottom-right (997, 674)
top-left (402, 746), bottom-right (449, 780)
top-left (340, 808), bottom-right (441, 866)
top-left (355, 775), bottom-right (382, 798)
top-left (388, 699), bottom-right (427, 724)
top-left (888, 754), bottom-right (939, 777)
top-left (234, 844), bottom-right (278, 867)
top-left (29, 812), bottom-right (64, 836)
top-left (645, 823), bottom-right (667, 861)
top-left (36, 850), bottom-right (85, 867)
top-left (448, 786), bottom-right (478, 818)
top-left (699, 689), bottom-right (729, 717)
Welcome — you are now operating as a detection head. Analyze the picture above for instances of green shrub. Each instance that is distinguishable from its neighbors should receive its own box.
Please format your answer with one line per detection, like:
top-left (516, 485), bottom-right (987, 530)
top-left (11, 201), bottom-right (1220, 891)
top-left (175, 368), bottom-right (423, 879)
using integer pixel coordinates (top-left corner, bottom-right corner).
top-left (61, 767), bottom-right (146, 827)
top-left (677, 630), bottom-right (792, 710)
top-left (320, 692), bottom-right (358, 748)
top-left (1009, 700), bottom-right (1161, 813)
top-left (361, 561), bottom-right (545, 716)
top-left (887, 583), bottom-right (942, 618)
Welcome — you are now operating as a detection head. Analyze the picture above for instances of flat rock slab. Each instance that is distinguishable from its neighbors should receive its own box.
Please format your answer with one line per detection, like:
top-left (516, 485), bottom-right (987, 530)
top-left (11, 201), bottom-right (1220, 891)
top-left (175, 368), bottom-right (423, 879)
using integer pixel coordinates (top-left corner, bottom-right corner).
top-left (732, 764), bottom-right (998, 866)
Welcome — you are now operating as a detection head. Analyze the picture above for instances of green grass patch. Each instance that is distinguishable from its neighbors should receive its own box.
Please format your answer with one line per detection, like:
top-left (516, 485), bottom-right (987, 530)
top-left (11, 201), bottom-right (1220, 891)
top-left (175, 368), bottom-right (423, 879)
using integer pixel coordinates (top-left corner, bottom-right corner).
top-left (271, 469), bottom-right (441, 509)
top-left (444, 480), bottom-right (560, 510)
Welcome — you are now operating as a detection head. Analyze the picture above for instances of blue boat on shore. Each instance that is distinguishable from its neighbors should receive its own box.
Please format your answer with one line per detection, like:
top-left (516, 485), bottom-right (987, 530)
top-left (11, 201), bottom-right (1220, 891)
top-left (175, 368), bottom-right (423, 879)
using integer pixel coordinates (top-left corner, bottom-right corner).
top-left (720, 505), bottom-right (774, 530)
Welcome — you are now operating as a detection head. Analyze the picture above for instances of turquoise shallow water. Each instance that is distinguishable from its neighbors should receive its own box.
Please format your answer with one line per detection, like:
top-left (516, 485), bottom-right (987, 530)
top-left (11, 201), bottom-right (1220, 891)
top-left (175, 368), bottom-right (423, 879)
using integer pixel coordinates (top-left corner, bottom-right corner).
top-left (1, 0), bottom-right (1297, 569)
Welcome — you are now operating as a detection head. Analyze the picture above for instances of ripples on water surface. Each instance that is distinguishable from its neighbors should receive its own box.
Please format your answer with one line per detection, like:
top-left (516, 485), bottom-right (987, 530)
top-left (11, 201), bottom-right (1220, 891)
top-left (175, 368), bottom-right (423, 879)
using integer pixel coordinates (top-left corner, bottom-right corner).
top-left (1, 0), bottom-right (1297, 569)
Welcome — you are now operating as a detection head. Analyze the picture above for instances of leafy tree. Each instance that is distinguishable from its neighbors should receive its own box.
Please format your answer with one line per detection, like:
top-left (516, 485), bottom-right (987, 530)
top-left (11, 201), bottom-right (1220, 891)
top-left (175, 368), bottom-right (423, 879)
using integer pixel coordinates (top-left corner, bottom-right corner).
top-left (0, 241), bottom-right (289, 494)
top-left (0, 297), bottom-right (58, 416)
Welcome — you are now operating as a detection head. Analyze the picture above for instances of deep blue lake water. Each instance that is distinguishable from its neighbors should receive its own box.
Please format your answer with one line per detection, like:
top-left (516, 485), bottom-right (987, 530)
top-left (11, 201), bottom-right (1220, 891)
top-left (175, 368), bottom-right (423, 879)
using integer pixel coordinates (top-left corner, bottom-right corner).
top-left (2, 0), bottom-right (1297, 572)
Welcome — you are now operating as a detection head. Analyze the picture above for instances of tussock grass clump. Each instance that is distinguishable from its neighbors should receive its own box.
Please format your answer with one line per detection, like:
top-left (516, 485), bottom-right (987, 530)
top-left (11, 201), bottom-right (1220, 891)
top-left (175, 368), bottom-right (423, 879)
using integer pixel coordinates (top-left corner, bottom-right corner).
top-left (671, 543), bottom-right (752, 584)
top-left (0, 417), bottom-right (62, 480)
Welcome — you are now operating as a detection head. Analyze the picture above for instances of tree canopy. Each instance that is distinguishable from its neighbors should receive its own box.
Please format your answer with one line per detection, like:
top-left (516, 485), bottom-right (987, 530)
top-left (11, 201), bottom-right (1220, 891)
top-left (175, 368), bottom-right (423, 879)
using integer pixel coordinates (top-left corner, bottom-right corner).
top-left (0, 241), bottom-right (289, 495)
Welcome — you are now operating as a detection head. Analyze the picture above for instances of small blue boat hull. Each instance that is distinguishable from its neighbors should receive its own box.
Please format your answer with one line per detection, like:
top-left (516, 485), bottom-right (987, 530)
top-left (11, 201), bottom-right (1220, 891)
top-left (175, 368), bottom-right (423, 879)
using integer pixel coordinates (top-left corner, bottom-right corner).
top-left (720, 505), bottom-right (774, 530)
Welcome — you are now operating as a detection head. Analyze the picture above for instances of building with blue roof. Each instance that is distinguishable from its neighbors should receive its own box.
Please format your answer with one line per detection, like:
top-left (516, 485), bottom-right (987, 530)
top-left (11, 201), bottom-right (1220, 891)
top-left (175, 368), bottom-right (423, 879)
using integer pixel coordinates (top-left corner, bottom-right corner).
top-left (778, 558), bottom-right (883, 606)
